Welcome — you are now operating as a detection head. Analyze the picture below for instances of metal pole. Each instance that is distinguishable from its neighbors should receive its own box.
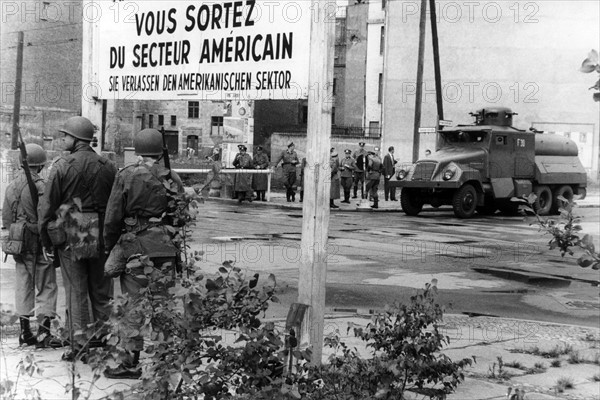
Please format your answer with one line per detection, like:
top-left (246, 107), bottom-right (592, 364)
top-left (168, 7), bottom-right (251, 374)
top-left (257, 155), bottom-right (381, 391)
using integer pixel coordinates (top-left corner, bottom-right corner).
top-left (11, 31), bottom-right (24, 150)
top-left (429, 0), bottom-right (444, 129)
top-left (412, 0), bottom-right (427, 163)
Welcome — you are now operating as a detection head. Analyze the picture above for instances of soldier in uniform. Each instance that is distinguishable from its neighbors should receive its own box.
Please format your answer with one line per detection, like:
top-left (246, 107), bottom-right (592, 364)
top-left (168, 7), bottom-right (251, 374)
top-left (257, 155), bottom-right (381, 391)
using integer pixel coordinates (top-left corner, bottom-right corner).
top-left (2, 144), bottom-right (59, 348)
top-left (352, 142), bottom-right (368, 199)
top-left (102, 128), bottom-right (184, 379)
top-left (365, 147), bottom-right (384, 209)
top-left (274, 142), bottom-right (300, 202)
top-left (339, 149), bottom-right (357, 204)
top-left (299, 157), bottom-right (307, 203)
top-left (329, 148), bottom-right (340, 209)
top-left (38, 116), bottom-right (117, 360)
top-left (233, 144), bottom-right (254, 203)
top-left (252, 146), bottom-right (269, 201)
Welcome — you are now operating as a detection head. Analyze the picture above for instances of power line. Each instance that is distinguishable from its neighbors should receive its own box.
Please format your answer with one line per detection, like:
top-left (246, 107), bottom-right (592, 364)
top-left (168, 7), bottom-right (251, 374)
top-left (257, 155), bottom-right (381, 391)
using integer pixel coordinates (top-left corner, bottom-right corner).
top-left (2, 38), bottom-right (79, 51)
top-left (4, 22), bottom-right (82, 34)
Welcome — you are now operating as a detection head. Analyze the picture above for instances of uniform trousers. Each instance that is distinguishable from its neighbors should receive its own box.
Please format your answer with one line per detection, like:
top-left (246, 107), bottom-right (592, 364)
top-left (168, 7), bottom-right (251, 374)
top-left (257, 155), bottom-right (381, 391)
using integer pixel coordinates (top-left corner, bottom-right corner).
top-left (14, 252), bottom-right (57, 318)
top-left (58, 249), bottom-right (112, 335)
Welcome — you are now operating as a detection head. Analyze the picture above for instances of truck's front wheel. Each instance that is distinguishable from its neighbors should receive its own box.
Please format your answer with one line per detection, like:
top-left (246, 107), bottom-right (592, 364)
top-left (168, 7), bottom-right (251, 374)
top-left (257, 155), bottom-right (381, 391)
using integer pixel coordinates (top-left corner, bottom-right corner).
top-left (400, 189), bottom-right (423, 216)
top-left (453, 184), bottom-right (478, 218)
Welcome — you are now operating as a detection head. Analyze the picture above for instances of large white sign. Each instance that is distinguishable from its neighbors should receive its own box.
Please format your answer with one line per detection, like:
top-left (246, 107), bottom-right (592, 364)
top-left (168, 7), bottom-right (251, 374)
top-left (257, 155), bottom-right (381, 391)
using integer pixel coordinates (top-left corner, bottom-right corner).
top-left (96, 1), bottom-right (311, 100)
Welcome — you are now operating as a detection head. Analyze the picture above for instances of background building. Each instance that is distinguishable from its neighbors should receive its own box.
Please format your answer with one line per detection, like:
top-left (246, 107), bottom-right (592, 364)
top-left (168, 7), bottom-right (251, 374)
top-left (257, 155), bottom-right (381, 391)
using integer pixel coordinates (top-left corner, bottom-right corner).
top-left (382, 0), bottom-right (600, 180)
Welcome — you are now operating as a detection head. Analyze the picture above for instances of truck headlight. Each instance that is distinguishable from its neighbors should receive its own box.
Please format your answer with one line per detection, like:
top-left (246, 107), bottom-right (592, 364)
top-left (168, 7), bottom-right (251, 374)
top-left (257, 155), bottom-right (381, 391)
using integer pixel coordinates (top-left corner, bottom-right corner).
top-left (443, 168), bottom-right (456, 180)
top-left (397, 169), bottom-right (408, 180)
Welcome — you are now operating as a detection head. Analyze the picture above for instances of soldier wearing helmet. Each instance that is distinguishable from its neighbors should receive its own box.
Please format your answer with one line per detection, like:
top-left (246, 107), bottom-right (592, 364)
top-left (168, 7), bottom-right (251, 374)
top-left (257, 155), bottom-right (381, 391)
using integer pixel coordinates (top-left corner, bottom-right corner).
top-left (102, 128), bottom-right (183, 379)
top-left (2, 144), bottom-right (60, 348)
top-left (38, 116), bottom-right (117, 360)
top-left (365, 147), bottom-right (384, 209)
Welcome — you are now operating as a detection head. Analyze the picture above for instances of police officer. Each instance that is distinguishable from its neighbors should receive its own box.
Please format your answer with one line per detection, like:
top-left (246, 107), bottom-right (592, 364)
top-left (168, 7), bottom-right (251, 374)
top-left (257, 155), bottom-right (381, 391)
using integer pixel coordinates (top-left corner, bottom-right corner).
top-left (330, 148), bottom-right (340, 209)
top-left (233, 144), bottom-right (254, 203)
top-left (252, 146), bottom-right (269, 201)
top-left (366, 147), bottom-right (384, 209)
top-left (339, 149), bottom-right (357, 204)
top-left (38, 116), bottom-right (117, 360)
top-left (2, 144), bottom-right (59, 348)
top-left (102, 128), bottom-right (184, 379)
top-left (352, 142), bottom-right (368, 199)
top-left (274, 142), bottom-right (300, 202)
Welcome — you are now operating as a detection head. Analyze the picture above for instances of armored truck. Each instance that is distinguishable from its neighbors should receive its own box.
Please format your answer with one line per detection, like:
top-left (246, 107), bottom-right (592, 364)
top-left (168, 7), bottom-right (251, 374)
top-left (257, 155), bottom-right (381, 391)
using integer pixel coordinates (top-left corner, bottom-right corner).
top-left (393, 107), bottom-right (587, 218)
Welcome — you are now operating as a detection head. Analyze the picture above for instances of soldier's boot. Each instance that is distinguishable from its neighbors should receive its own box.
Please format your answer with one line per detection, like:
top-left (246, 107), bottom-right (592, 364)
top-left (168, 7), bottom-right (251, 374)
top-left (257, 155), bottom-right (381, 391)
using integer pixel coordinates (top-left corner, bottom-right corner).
top-left (261, 191), bottom-right (266, 201)
top-left (371, 199), bottom-right (379, 209)
top-left (342, 191), bottom-right (351, 203)
top-left (255, 191), bottom-right (261, 201)
top-left (36, 317), bottom-right (63, 348)
top-left (291, 190), bottom-right (296, 202)
top-left (352, 187), bottom-right (358, 199)
top-left (286, 189), bottom-right (291, 202)
top-left (300, 191), bottom-right (304, 203)
top-left (19, 316), bottom-right (37, 346)
top-left (330, 199), bottom-right (339, 209)
top-left (104, 351), bottom-right (142, 380)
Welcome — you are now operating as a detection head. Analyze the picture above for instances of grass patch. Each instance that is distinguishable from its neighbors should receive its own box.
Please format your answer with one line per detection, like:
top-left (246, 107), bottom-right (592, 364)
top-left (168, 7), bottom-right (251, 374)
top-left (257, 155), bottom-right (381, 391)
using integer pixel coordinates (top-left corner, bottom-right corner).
top-left (527, 362), bottom-right (547, 374)
top-left (504, 361), bottom-right (527, 370)
top-left (514, 344), bottom-right (575, 358)
top-left (550, 359), bottom-right (561, 368)
top-left (568, 351), bottom-right (584, 364)
top-left (555, 376), bottom-right (574, 393)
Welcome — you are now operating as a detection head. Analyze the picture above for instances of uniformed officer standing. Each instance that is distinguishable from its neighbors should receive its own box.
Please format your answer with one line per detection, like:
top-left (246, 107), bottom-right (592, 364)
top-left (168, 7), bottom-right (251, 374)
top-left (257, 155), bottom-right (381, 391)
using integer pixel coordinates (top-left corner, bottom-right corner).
top-left (2, 144), bottom-right (59, 348)
top-left (38, 116), bottom-right (117, 360)
top-left (252, 146), bottom-right (269, 201)
top-left (274, 142), bottom-right (300, 202)
top-left (365, 147), bottom-right (384, 209)
top-left (103, 128), bottom-right (184, 379)
top-left (352, 142), bottom-right (368, 199)
top-left (233, 144), bottom-right (254, 203)
top-left (330, 148), bottom-right (340, 209)
top-left (339, 149), bottom-right (357, 204)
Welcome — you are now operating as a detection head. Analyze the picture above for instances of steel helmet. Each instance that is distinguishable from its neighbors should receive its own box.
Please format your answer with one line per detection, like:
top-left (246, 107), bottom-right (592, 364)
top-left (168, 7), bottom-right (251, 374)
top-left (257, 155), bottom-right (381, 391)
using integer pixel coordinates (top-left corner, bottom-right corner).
top-left (59, 116), bottom-right (95, 141)
top-left (19, 143), bottom-right (47, 167)
top-left (134, 129), bottom-right (163, 156)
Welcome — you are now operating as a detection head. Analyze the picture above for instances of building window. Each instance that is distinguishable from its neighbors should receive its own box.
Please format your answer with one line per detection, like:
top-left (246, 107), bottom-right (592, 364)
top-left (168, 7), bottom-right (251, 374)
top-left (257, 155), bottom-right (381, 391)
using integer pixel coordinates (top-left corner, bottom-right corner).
top-left (171, 115), bottom-right (177, 126)
top-left (378, 73), bottom-right (383, 104)
top-left (188, 101), bottom-right (199, 118)
top-left (148, 114), bottom-right (154, 128)
top-left (211, 116), bottom-right (224, 136)
top-left (158, 115), bottom-right (164, 126)
top-left (368, 121), bottom-right (380, 137)
top-left (333, 78), bottom-right (337, 96)
top-left (332, 107), bottom-right (336, 125)
top-left (302, 105), bottom-right (308, 124)
top-left (382, 0), bottom-right (386, 9)
top-left (380, 27), bottom-right (384, 55)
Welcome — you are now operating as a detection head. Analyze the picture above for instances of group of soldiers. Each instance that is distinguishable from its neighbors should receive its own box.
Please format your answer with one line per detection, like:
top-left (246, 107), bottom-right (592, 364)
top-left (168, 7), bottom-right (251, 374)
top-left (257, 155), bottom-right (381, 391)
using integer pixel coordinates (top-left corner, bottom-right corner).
top-left (2, 117), bottom-right (184, 380)
top-left (329, 142), bottom-right (396, 209)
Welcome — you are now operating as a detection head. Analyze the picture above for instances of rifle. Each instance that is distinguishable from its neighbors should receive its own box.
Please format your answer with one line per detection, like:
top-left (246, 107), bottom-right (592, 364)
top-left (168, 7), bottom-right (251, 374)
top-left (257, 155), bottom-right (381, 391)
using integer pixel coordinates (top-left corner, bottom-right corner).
top-left (16, 129), bottom-right (47, 274)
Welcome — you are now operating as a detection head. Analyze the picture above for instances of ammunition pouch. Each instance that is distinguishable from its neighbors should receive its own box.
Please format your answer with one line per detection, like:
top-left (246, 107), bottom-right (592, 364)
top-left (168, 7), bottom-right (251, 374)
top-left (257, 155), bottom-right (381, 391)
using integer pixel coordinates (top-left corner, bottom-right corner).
top-left (47, 220), bottom-right (67, 247)
top-left (2, 221), bottom-right (26, 256)
top-left (68, 212), bottom-right (101, 261)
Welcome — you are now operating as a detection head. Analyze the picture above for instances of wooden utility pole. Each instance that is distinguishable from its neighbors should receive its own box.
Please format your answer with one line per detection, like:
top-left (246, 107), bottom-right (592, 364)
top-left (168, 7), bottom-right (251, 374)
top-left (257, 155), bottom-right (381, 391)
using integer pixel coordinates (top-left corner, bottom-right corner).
top-left (429, 0), bottom-right (444, 130)
top-left (11, 31), bottom-right (24, 150)
top-left (298, 0), bottom-right (335, 366)
top-left (412, 0), bottom-right (427, 162)
top-left (81, 0), bottom-right (104, 153)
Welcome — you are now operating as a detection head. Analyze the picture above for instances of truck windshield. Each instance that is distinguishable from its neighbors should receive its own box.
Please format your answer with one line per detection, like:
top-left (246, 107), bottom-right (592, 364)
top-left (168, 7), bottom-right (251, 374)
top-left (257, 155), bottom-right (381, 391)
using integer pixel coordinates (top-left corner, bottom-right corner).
top-left (441, 130), bottom-right (488, 144)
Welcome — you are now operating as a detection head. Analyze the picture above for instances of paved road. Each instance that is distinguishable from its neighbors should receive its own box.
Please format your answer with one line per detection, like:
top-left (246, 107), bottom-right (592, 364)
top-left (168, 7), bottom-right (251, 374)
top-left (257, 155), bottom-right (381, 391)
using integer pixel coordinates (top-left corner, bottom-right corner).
top-left (187, 201), bottom-right (600, 328)
top-left (1, 201), bottom-right (598, 328)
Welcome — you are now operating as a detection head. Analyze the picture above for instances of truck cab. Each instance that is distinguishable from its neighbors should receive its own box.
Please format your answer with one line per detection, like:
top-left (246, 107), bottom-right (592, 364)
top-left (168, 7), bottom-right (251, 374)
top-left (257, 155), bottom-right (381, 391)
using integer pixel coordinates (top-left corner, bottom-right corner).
top-left (392, 107), bottom-right (587, 218)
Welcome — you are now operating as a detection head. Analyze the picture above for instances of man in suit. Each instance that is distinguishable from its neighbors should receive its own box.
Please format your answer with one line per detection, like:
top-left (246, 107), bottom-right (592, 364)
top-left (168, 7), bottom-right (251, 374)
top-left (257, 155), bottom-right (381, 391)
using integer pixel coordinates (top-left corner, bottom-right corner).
top-left (383, 146), bottom-right (398, 201)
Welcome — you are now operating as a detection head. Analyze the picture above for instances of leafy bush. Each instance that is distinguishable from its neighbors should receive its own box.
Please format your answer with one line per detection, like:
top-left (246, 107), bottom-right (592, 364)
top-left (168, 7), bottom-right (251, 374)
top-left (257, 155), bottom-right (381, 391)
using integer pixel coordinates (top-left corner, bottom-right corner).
top-left (519, 194), bottom-right (599, 270)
